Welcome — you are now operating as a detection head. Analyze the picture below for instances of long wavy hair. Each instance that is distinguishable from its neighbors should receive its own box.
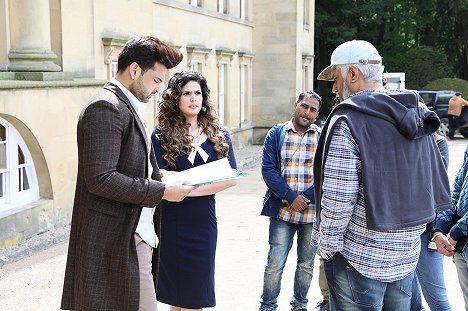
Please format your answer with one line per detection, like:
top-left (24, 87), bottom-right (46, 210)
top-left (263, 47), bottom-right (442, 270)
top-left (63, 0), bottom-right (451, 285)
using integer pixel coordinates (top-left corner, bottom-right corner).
top-left (157, 71), bottom-right (229, 170)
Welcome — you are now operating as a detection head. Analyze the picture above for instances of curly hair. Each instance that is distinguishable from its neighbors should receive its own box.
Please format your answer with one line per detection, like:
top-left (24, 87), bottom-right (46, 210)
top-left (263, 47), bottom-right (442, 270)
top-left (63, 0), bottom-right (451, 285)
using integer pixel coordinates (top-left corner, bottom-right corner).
top-left (157, 71), bottom-right (229, 170)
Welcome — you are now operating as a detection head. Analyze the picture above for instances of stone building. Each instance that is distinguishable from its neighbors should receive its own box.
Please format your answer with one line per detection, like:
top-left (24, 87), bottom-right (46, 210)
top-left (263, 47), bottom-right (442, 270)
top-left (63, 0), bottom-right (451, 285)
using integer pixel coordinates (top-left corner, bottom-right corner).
top-left (0, 0), bottom-right (315, 247)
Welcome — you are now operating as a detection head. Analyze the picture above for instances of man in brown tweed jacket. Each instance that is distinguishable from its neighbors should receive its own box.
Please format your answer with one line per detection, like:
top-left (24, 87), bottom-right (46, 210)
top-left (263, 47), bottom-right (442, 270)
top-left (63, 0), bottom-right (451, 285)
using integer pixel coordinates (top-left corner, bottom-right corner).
top-left (61, 36), bottom-right (194, 311)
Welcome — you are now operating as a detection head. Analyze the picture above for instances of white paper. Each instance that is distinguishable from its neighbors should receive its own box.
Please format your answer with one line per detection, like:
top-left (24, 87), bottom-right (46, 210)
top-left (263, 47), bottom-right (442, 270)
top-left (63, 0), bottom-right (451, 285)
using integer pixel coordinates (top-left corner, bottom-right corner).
top-left (161, 158), bottom-right (237, 186)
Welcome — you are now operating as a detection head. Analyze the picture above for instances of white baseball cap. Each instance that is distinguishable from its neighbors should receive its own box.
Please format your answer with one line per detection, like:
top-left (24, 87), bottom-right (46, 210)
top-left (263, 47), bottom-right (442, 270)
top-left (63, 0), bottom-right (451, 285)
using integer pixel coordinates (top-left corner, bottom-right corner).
top-left (317, 40), bottom-right (382, 81)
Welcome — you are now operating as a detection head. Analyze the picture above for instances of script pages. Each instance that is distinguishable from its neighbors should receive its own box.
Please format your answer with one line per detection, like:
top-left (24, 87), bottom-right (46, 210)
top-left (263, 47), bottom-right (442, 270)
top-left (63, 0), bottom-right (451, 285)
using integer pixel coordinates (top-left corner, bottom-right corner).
top-left (161, 157), bottom-right (244, 186)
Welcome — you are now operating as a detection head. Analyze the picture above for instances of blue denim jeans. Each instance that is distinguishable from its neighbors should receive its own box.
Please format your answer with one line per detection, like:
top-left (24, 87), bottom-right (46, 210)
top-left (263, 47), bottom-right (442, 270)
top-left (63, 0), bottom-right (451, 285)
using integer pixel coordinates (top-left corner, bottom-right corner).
top-left (324, 252), bottom-right (414, 311)
top-left (411, 232), bottom-right (452, 311)
top-left (454, 245), bottom-right (468, 310)
top-left (259, 218), bottom-right (317, 311)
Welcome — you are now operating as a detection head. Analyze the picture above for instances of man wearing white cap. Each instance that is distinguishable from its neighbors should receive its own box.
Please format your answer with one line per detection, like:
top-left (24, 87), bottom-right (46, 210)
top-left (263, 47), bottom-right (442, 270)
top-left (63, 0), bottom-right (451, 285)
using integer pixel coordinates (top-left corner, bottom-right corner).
top-left (311, 40), bottom-right (451, 310)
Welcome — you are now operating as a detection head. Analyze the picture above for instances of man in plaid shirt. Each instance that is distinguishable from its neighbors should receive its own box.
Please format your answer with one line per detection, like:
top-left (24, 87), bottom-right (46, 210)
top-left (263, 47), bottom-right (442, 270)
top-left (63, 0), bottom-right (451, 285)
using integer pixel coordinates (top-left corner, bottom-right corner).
top-left (313, 40), bottom-right (451, 310)
top-left (259, 91), bottom-right (322, 311)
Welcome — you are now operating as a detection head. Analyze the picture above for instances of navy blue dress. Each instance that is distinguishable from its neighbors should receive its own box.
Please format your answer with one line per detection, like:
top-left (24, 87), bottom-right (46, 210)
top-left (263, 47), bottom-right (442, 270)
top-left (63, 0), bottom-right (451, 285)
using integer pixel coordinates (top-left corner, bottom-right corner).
top-left (151, 128), bottom-right (237, 309)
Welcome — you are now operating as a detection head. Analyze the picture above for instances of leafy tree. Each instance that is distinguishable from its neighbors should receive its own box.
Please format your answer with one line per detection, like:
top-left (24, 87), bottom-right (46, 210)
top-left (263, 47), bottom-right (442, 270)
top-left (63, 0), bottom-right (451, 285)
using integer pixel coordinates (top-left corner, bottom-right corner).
top-left (314, 0), bottom-right (468, 106)
top-left (395, 46), bottom-right (453, 89)
top-left (423, 78), bottom-right (468, 96)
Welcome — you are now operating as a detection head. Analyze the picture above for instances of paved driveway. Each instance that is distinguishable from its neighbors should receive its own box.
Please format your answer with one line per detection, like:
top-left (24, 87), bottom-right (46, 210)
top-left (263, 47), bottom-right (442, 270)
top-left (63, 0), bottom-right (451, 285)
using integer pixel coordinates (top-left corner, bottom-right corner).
top-left (0, 139), bottom-right (467, 310)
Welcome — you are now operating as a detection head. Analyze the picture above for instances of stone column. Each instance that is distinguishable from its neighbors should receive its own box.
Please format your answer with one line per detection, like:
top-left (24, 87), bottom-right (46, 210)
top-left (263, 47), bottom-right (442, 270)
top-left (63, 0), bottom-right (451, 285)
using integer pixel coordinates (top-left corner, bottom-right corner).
top-left (8, 0), bottom-right (61, 71)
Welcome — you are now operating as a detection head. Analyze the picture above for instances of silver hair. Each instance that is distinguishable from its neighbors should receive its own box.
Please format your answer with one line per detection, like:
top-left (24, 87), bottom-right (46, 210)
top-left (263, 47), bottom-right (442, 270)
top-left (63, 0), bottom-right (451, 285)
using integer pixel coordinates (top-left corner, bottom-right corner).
top-left (339, 63), bottom-right (383, 83)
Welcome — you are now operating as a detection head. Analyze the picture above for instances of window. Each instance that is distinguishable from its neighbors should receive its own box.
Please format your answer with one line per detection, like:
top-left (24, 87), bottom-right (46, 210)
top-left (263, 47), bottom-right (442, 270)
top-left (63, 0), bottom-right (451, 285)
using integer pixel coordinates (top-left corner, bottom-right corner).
top-left (190, 0), bottom-right (202, 7)
top-left (240, 0), bottom-right (247, 19)
top-left (102, 37), bottom-right (127, 79)
top-left (111, 61), bottom-right (118, 78)
top-left (0, 118), bottom-right (39, 210)
top-left (186, 45), bottom-right (211, 74)
top-left (238, 51), bottom-right (254, 126)
top-left (240, 64), bottom-right (246, 123)
top-left (0, 125), bottom-right (6, 199)
top-left (302, 54), bottom-right (313, 91)
top-left (303, 0), bottom-right (310, 27)
top-left (218, 64), bottom-right (226, 126)
top-left (17, 146), bottom-right (30, 192)
top-left (156, 80), bottom-right (165, 103)
top-left (216, 49), bottom-right (236, 126)
top-left (190, 62), bottom-right (201, 73)
top-left (218, 0), bottom-right (228, 14)
top-left (303, 66), bottom-right (309, 92)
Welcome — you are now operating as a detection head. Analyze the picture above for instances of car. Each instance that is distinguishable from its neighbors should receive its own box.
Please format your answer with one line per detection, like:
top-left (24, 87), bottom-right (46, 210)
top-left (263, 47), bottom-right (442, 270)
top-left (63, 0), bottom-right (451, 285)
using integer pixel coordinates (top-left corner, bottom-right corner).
top-left (417, 90), bottom-right (468, 138)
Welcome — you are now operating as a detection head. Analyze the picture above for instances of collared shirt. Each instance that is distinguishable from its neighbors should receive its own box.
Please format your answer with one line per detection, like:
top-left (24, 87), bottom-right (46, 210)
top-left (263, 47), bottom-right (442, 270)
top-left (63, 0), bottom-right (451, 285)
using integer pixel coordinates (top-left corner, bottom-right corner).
top-left (277, 120), bottom-right (317, 224)
top-left (312, 120), bottom-right (425, 282)
top-left (111, 78), bottom-right (158, 249)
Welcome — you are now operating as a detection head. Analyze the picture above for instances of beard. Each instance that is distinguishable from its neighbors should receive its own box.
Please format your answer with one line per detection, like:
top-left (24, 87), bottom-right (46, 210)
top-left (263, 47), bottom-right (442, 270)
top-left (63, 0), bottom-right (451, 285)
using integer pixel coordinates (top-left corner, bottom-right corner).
top-left (341, 80), bottom-right (352, 101)
top-left (132, 75), bottom-right (152, 103)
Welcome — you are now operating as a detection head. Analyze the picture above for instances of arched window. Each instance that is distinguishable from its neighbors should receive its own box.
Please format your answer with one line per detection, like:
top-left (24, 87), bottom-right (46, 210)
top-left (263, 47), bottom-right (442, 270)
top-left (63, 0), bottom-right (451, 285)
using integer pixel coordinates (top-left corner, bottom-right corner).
top-left (0, 117), bottom-right (39, 211)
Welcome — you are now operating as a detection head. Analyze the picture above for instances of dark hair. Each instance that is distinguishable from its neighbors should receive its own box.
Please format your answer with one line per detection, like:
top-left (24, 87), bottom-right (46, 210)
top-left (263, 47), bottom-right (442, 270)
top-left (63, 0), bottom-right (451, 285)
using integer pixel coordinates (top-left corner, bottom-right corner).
top-left (455, 92), bottom-right (462, 96)
top-left (297, 91), bottom-right (322, 108)
top-left (157, 71), bottom-right (229, 170)
top-left (117, 36), bottom-right (183, 73)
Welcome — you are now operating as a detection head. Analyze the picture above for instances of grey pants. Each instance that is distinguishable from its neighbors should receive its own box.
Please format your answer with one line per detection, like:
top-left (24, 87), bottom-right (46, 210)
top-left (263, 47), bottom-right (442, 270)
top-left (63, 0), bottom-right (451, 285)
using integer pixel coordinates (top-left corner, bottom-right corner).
top-left (135, 234), bottom-right (158, 311)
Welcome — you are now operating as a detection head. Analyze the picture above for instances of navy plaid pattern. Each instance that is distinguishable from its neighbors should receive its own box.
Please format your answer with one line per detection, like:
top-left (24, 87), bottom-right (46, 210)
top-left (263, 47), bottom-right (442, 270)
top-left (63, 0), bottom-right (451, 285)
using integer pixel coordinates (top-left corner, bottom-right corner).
top-left (312, 120), bottom-right (425, 282)
top-left (435, 145), bottom-right (468, 239)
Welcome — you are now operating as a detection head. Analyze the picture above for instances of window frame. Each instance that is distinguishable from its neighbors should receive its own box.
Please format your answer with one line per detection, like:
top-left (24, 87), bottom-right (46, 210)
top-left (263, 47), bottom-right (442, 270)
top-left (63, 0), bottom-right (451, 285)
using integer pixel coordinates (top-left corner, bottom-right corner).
top-left (238, 51), bottom-right (254, 127)
top-left (102, 37), bottom-right (127, 80)
top-left (190, 0), bottom-right (202, 7)
top-left (218, 0), bottom-right (228, 14)
top-left (302, 54), bottom-right (313, 92)
top-left (218, 64), bottom-right (226, 126)
top-left (186, 45), bottom-right (212, 73)
top-left (0, 117), bottom-right (39, 211)
top-left (303, 0), bottom-right (310, 28)
top-left (240, 0), bottom-right (247, 19)
top-left (216, 49), bottom-right (236, 126)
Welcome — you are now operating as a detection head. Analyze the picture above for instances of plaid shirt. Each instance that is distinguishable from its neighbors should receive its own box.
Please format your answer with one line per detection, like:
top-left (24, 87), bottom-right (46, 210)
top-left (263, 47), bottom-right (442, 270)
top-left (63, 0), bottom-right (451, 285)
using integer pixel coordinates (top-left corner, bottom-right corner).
top-left (435, 145), bottom-right (468, 240)
top-left (277, 120), bottom-right (317, 224)
top-left (312, 120), bottom-right (425, 282)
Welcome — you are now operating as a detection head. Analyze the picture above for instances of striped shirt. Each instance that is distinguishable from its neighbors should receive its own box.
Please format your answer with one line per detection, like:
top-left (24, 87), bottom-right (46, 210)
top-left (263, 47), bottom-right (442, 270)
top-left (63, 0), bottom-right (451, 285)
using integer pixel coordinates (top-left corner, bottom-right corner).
top-left (277, 120), bottom-right (317, 224)
top-left (312, 120), bottom-right (425, 282)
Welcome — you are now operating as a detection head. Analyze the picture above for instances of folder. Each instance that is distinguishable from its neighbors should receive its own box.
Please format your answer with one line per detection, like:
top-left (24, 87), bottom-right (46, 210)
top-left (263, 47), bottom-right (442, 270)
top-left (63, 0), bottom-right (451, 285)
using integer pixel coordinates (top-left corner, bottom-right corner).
top-left (161, 158), bottom-right (245, 186)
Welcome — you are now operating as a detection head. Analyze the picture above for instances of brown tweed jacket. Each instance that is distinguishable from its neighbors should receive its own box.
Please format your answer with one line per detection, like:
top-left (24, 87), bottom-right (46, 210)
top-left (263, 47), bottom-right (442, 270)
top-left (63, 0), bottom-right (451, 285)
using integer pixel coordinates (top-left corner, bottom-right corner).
top-left (61, 82), bottom-right (165, 310)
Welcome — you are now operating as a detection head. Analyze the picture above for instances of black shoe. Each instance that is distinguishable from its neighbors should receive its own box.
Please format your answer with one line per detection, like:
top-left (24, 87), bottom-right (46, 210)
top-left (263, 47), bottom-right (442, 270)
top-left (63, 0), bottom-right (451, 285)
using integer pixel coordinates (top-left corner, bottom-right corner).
top-left (312, 300), bottom-right (329, 311)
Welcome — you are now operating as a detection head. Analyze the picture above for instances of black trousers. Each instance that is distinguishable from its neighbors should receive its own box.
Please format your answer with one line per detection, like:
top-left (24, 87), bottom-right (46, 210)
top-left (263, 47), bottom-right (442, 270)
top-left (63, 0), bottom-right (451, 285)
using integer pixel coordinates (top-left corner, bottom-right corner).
top-left (448, 114), bottom-right (461, 139)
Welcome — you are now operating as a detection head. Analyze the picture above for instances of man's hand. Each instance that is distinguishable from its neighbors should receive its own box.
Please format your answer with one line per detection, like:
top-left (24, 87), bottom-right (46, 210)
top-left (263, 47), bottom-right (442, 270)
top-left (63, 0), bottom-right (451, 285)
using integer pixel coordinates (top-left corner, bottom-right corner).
top-left (288, 195), bottom-right (310, 212)
top-left (159, 169), bottom-right (176, 178)
top-left (434, 233), bottom-right (455, 257)
top-left (162, 181), bottom-right (195, 202)
top-left (447, 233), bottom-right (458, 249)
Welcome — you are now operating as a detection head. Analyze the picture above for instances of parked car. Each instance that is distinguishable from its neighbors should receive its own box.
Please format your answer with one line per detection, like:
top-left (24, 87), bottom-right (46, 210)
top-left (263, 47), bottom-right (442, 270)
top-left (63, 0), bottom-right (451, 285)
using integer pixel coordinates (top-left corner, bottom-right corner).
top-left (417, 90), bottom-right (468, 138)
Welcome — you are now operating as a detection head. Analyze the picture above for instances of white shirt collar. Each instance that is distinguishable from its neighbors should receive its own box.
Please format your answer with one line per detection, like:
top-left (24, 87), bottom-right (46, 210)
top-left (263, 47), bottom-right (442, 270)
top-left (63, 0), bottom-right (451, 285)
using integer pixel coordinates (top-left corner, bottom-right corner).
top-left (285, 118), bottom-right (318, 133)
top-left (111, 78), bottom-right (147, 121)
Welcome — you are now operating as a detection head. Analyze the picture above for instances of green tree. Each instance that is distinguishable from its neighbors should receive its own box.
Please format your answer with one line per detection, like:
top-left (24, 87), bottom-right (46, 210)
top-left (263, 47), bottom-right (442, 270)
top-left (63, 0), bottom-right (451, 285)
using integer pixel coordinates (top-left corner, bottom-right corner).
top-left (395, 46), bottom-right (453, 89)
top-left (423, 78), bottom-right (468, 95)
top-left (314, 0), bottom-right (468, 105)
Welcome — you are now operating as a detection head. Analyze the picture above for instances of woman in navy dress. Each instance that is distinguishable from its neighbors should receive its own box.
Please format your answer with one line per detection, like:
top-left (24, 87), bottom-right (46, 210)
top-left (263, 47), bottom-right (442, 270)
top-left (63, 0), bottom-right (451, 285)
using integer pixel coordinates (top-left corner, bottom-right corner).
top-left (151, 71), bottom-right (237, 311)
